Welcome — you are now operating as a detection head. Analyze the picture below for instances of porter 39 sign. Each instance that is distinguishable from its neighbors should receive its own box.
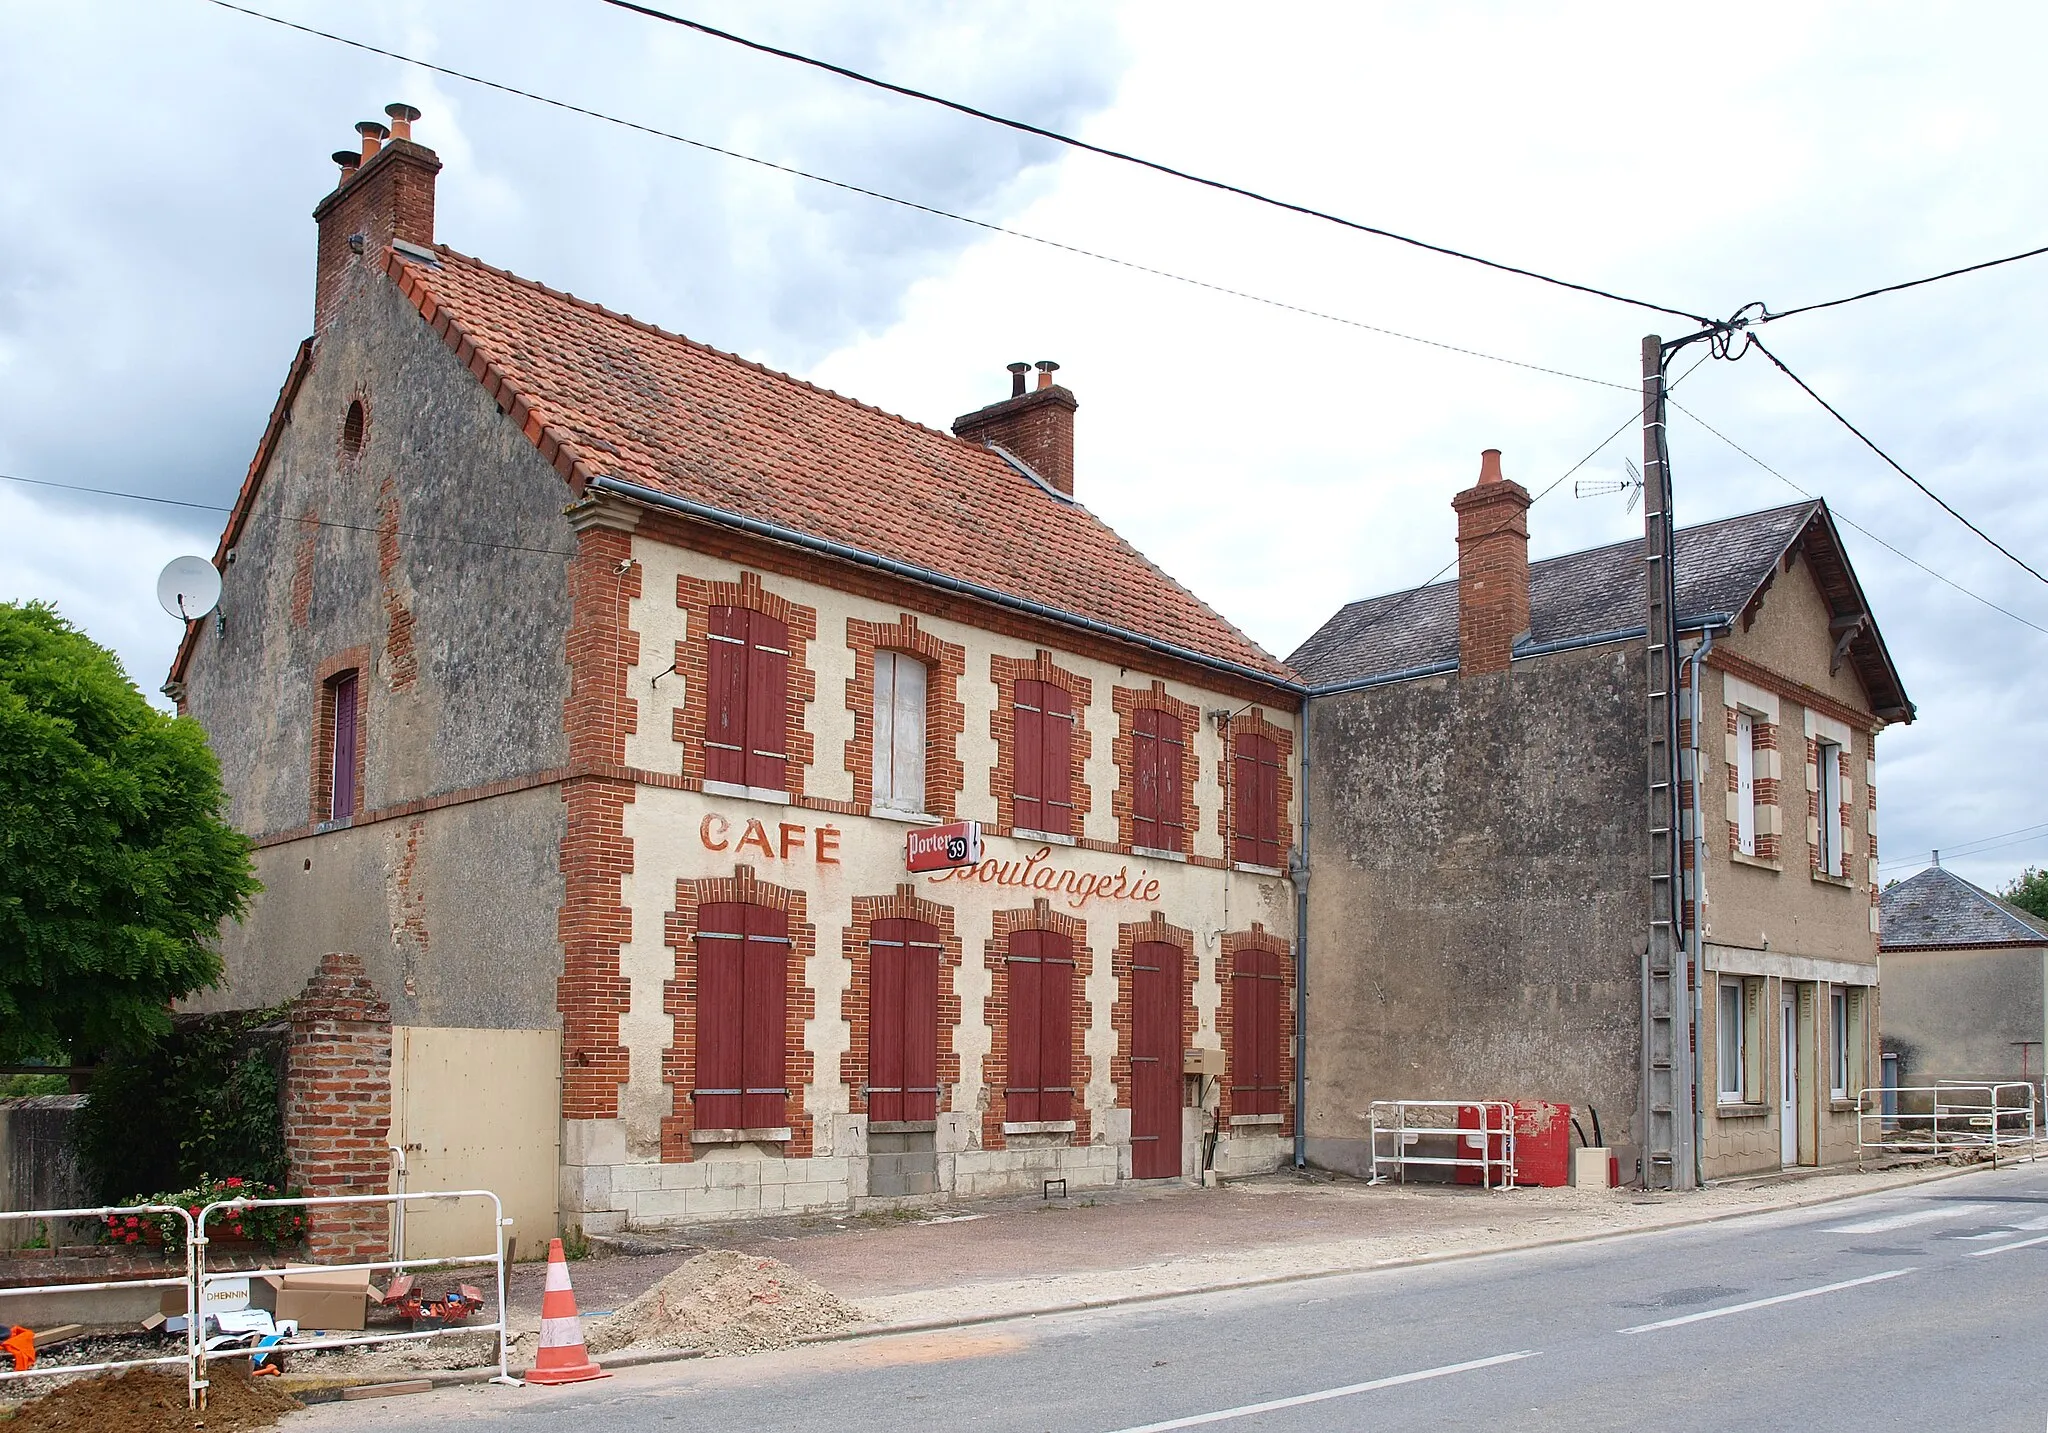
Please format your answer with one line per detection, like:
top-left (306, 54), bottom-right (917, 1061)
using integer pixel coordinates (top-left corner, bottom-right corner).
top-left (906, 820), bottom-right (983, 873)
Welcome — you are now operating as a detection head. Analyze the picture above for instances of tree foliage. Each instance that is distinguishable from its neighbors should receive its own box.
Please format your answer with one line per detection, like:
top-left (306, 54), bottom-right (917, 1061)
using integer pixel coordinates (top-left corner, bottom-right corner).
top-left (2004, 866), bottom-right (2048, 924)
top-left (0, 601), bottom-right (258, 1062)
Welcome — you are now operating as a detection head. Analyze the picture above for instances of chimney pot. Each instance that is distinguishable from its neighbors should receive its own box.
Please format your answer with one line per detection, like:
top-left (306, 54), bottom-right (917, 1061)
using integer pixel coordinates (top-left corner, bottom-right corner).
top-left (331, 150), bottom-right (361, 185)
top-left (1007, 361), bottom-right (1030, 397)
top-left (356, 120), bottom-right (390, 161)
top-left (1479, 447), bottom-right (1504, 484)
top-left (1450, 447), bottom-right (1533, 677)
top-left (1034, 359), bottom-right (1060, 391)
top-left (384, 103), bottom-right (421, 140)
top-left (953, 361), bottom-right (1079, 496)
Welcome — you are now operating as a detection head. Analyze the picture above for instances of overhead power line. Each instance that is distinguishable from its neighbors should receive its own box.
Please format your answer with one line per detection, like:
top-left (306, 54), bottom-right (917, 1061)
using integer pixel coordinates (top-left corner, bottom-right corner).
top-left (1765, 242), bottom-right (2048, 324)
top-left (201, 0), bottom-right (1631, 395)
top-left (596, 0), bottom-right (1713, 326)
top-left (1878, 820), bottom-right (2048, 872)
top-left (1748, 335), bottom-right (2048, 591)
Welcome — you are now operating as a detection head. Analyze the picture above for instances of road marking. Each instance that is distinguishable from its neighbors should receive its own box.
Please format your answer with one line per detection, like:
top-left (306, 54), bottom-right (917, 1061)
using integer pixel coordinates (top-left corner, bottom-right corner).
top-left (1968, 1234), bottom-right (2048, 1258)
top-left (1618, 1269), bottom-right (1914, 1334)
top-left (1824, 1203), bottom-right (1997, 1234)
top-left (1104, 1351), bottom-right (1539, 1431)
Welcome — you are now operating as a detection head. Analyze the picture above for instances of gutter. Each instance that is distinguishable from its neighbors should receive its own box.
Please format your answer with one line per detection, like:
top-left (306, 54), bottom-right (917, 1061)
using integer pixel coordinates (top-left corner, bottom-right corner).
top-left (584, 475), bottom-right (1301, 697)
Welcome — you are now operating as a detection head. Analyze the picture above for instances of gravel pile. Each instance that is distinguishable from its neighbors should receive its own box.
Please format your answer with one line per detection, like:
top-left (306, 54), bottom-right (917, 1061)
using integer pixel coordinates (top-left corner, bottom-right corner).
top-left (585, 1249), bottom-right (863, 1357)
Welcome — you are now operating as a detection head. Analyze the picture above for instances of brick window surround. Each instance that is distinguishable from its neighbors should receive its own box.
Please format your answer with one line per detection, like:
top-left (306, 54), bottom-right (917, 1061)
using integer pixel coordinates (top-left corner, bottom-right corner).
top-left (1724, 703), bottom-right (1781, 862)
top-left (672, 570), bottom-right (818, 794)
top-left (1112, 682), bottom-right (1201, 854)
top-left (1807, 736), bottom-right (1854, 879)
top-left (310, 647), bottom-right (370, 825)
top-left (1219, 709), bottom-right (1294, 868)
top-left (844, 614), bottom-right (967, 818)
top-left (989, 651), bottom-right (1092, 838)
top-left (661, 865), bottom-right (818, 1160)
top-left (1109, 913), bottom-right (1198, 1124)
top-left (981, 901), bottom-right (1092, 1151)
top-left (1216, 925), bottom-right (1295, 1124)
top-left (838, 885), bottom-right (965, 1118)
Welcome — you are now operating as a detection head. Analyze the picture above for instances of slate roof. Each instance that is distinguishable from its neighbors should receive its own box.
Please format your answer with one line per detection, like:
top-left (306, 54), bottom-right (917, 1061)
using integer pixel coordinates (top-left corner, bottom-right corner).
top-left (1880, 866), bottom-right (2048, 949)
top-left (380, 245), bottom-right (1292, 684)
top-left (1288, 499), bottom-right (1911, 717)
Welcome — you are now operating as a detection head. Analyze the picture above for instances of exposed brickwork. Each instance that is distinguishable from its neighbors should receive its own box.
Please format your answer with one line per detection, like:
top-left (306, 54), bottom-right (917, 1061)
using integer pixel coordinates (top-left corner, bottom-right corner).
top-left (1216, 925), bottom-right (1295, 1125)
top-left (290, 510), bottom-right (321, 629)
top-left (375, 475), bottom-right (418, 693)
top-left (1216, 708), bottom-right (1296, 858)
top-left (284, 953), bottom-right (392, 1262)
top-left (389, 819), bottom-right (429, 1000)
top-left (1107, 913), bottom-right (1198, 1123)
top-left (313, 136), bottom-right (440, 334)
top-left (988, 650), bottom-right (1093, 836)
top-left (837, 885), bottom-right (965, 1115)
top-left (309, 647), bottom-right (370, 825)
top-left (1111, 682), bottom-right (1202, 853)
top-left (951, 384), bottom-right (1079, 495)
top-left (1451, 452), bottom-right (1532, 677)
top-left (844, 614), bottom-right (967, 818)
top-left (981, 901), bottom-right (1093, 1152)
top-left (660, 865), bottom-right (818, 1160)
top-left (1706, 648), bottom-right (1883, 736)
top-left (672, 570), bottom-right (818, 792)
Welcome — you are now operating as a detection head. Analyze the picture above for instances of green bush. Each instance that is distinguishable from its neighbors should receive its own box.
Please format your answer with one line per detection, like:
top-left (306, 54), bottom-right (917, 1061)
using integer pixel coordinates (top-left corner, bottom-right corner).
top-left (76, 1007), bottom-right (290, 1202)
top-left (0, 1073), bottom-right (67, 1098)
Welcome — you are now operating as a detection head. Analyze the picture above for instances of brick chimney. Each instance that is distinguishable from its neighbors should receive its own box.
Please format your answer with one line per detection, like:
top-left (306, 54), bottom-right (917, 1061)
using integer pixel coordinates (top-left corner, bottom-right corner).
top-left (1451, 448), bottom-right (1533, 677)
top-left (311, 103), bottom-right (440, 334)
top-left (952, 360), bottom-right (1079, 495)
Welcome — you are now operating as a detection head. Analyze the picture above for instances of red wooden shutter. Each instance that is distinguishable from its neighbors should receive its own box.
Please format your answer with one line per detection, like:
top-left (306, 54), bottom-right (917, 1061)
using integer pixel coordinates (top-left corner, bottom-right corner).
top-left (868, 919), bottom-right (906, 1122)
top-left (1229, 954), bottom-right (1258, 1114)
top-left (694, 903), bottom-right (747, 1129)
top-left (901, 921), bottom-right (941, 1121)
top-left (1006, 932), bottom-right (1043, 1122)
top-left (740, 904), bottom-right (789, 1128)
top-left (705, 607), bottom-right (748, 785)
top-left (1234, 734), bottom-right (1281, 867)
top-left (1012, 685), bottom-right (1045, 833)
top-left (1040, 683), bottom-right (1074, 837)
top-left (1155, 713), bottom-right (1185, 852)
top-left (329, 671), bottom-right (358, 819)
top-left (744, 611), bottom-right (789, 792)
top-left (1256, 950), bottom-right (1282, 1115)
top-left (1132, 708), bottom-right (1159, 848)
top-left (1039, 933), bottom-right (1075, 1121)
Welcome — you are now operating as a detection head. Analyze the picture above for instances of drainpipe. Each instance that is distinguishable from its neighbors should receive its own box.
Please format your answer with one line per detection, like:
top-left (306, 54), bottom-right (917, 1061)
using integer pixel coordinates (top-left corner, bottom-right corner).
top-left (1683, 625), bottom-right (1721, 1187)
top-left (1290, 698), bottom-right (1312, 1169)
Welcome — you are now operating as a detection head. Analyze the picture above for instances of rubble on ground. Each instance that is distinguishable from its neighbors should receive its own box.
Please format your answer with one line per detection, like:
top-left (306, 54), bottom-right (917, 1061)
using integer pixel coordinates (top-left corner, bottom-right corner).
top-left (0, 1366), bottom-right (298, 1433)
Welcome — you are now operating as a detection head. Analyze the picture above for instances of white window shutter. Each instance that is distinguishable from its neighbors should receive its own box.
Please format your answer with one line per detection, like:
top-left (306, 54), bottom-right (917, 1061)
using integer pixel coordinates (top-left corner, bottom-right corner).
top-left (1735, 711), bottom-right (1756, 855)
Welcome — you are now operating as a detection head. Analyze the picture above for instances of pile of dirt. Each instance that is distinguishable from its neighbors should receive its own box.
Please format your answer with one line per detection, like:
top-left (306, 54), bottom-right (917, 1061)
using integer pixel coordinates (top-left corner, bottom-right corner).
top-left (584, 1249), bottom-right (863, 1357)
top-left (0, 1367), bottom-right (299, 1432)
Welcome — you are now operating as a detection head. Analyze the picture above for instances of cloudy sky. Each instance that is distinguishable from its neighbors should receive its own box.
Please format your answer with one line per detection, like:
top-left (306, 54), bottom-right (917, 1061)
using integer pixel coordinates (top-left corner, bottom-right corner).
top-left (4, 1), bottom-right (2045, 891)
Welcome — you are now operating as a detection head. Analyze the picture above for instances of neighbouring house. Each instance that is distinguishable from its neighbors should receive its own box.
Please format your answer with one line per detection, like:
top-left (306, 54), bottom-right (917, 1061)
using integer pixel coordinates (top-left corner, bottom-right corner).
top-left (1289, 449), bottom-right (1911, 1184)
top-left (1879, 865), bottom-right (2048, 1107)
top-left (165, 107), bottom-right (1303, 1249)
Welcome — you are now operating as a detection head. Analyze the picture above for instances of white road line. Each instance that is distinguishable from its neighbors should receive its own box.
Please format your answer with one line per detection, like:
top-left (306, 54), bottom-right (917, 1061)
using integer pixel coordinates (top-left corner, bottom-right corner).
top-left (1824, 1202), bottom-right (1998, 1234)
top-left (1968, 1234), bottom-right (2048, 1258)
top-left (1618, 1269), bottom-right (1914, 1334)
top-left (1953, 1213), bottom-right (2048, 1240)
top-left (1104, 1351), bottom-right (1539, 1432)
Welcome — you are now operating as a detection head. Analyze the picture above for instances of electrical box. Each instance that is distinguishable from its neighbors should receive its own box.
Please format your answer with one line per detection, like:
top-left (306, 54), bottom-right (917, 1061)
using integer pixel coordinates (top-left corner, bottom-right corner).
top-left (1183, 1047), bottom-right (1225, 1077)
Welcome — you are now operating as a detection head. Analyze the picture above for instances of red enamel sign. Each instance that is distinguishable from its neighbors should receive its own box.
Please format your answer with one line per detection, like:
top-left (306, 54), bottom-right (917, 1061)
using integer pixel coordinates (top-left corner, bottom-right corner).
top-left (906, 820), bottom-right (983, 873)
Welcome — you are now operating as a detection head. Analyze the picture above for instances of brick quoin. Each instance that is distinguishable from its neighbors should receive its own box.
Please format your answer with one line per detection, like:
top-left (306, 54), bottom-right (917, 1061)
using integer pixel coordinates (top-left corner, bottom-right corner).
top-left (284, 953), bottom-right (393, 1262)
top-left (672, 570), bottom-right (818, 791)
top-left (1216, 925), bottom-right (1296, 1125)
top-left (838, 886), bottom-right (965, 1116)
top-left (982, 901), bottom-right (1093, 1152)
top-left (661, 865), bottom-right (818, 1160)
top-left (1108, 914), bottom-right (1198, 1125)
top-left (376, 475), bottom-right (418, 693)
top-left (1110, 682), bottom-right (1201, 852)
top-left (844, 614), bottom-right (967, 818)
top-left (988, 651), bottom-right (1093, 836)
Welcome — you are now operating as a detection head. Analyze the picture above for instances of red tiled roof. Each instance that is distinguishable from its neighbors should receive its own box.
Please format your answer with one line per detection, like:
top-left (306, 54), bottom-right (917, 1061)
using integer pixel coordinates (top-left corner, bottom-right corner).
top-left (383, 244), bottom-right (1292, 683)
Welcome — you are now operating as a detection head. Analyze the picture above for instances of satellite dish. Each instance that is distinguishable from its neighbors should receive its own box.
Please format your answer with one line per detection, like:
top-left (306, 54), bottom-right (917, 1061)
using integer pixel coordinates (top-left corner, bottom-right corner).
top-left (157, 556), bottom-right (222, 622)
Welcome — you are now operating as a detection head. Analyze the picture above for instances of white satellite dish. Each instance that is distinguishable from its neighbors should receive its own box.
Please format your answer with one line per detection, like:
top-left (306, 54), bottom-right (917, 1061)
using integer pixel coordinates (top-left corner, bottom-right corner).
top-left (157, 556), bottom-right (222, 622)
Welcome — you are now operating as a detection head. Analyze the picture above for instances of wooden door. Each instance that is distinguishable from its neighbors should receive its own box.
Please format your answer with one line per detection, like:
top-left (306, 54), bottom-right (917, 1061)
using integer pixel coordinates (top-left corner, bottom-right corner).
top-left (868, 919), bottom-right (941, 1121)
top-left (1130, 942), bottom-right (1182, 1179)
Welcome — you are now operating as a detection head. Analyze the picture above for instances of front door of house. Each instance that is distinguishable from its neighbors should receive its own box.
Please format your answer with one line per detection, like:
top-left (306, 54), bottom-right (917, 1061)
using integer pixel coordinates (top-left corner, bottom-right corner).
top-left (1130, 943), bottom-right (1183, 1180)
top-left (1780, 989), bottom-right (1800, 1165)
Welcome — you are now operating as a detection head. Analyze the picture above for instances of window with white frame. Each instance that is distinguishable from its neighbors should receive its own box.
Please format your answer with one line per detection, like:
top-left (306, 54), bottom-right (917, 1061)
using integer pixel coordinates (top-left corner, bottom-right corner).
top-left (1734, 710), bottom-right (1758, 856)
top-left (1816, 738), bottom-right (1844, 876)
top-left (1830, 987), bottom-right (1849, 1098)
top-left (872, 651), bottom-right (928, 814)
top-left (1717, 978), bottom-right (1747, 1102)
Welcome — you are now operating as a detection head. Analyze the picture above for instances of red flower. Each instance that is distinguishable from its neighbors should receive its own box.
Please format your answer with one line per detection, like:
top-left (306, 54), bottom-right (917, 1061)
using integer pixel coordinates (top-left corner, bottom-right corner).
top-left (224, 1178), bottom-right (243, 1189)
top-left (125, 1216), bottom-right (141, 1228)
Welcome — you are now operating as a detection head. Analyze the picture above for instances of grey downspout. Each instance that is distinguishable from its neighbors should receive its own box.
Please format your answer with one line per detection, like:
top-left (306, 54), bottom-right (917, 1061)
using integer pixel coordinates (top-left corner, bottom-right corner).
top-left (1291, 698), bottom-right (1312, 1169)
top-left (1684, 625), bottom-right (1720, 1187)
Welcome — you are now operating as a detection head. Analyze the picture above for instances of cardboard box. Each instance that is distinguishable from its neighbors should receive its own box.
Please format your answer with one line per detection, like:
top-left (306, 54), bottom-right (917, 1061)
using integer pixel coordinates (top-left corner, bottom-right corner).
top-left (160, 1276), bottom-right (250, 1318)
top-left (249, 1268), bottom-right (373, 1331)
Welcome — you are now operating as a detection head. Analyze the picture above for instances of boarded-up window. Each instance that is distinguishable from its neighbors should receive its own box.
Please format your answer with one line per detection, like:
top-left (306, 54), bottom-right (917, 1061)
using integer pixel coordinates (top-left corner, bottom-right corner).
top-left (867, 918), bottom-right (941, 1121)
top-left (705, 606), bottom-right (789, 791)
top-left (1232, 732), bottom-right (1283, 868)
top-left (1012, 679), bottom-right (1075, 836)
top-left (1004, 929), bottom-right (1076, 1122)
top-left (872, 652), bottom-right (928, 813)
top-left (327, 670), bottom-right (359, 821)
top-left (693, 902), bottom-right (789, 1130)
top-left (1230, 945), bottom-right (1285, 1116)
top-left (1131, 708), bottom-right (1185, 852)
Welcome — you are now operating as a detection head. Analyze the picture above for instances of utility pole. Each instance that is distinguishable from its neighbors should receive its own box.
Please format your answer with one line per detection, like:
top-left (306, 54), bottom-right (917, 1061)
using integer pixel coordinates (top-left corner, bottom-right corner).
top-left (1640, 334), bottom-right (1697, 1191)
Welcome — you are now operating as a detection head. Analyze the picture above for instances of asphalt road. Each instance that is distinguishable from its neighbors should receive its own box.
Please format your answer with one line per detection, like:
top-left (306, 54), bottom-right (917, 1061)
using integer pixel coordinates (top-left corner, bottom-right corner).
top-left (291, 1161), bottom-right (2048, 1431)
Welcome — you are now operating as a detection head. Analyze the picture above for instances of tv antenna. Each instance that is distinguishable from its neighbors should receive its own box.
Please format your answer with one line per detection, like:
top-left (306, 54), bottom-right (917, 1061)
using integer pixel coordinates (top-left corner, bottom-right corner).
top-left (156, 556), bottom-right (222, 623)
top-left (1574, 458), bottom-right (1643, 512)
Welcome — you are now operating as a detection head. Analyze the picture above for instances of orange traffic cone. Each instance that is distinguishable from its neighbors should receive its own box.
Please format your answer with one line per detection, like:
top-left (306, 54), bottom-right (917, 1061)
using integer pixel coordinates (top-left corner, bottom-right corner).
top-left (523, 1237), bottom-right (610, 1386)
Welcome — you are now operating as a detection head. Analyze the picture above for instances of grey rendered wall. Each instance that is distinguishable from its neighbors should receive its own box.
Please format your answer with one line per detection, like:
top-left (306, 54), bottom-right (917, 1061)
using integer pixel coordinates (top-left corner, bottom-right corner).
top-left (1303, 642), bottom-right (1647, 1174)
top-left (1881, 945), bottom-right (2047, 1094)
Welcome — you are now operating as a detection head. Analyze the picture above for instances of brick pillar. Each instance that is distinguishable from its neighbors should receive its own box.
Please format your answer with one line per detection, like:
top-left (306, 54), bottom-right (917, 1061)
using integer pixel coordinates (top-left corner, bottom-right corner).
top-left (285, 952), bottom-right (394, 1261)
top-left (1452, 448), bottom-right (1533, 677)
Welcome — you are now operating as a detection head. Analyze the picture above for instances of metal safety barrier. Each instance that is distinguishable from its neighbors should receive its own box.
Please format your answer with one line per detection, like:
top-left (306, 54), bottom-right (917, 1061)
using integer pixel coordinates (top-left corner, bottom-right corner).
top-left (0, 1204), bottom-right (199, 1406)
top-left (1856, 1081), bottom-right (2039, 1168)
top-left (1367, 1100), bottom-right (1518, 1189)
top-left (194, 1189), bottom-right (522, 1402)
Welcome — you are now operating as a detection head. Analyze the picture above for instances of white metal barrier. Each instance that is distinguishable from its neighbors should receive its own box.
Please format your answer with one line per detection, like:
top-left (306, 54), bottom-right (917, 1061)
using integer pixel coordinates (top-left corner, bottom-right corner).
top-left (194, 1189), bottom-right (522, 1402)
top-left (1367, 1100), bottom-right (1518, 1189)
top-left (1856, 1081), bottom-right (2039, 1167)
top-left (0, 1204), bottom-right (199, 1405)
